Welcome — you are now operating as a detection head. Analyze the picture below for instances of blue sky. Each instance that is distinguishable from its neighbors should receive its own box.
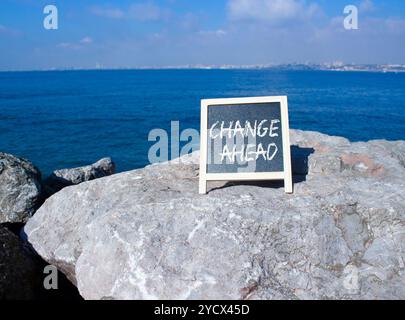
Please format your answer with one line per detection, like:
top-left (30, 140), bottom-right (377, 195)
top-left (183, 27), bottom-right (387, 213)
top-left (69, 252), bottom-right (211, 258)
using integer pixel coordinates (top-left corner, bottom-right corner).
top-left (0, 0), bottom-right (404, 70)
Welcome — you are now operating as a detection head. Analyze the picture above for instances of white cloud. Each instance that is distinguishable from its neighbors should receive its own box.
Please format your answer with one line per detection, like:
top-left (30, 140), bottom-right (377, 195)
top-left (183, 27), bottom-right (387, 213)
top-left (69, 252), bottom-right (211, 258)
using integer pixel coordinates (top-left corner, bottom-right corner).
top-left (228, 0), bottom-right (319, 23)
top-left (57, 42), bottom-right (75, 49)
top-left (0, 24), bottom-right (20, 36)
top-left (90, 6), bottom-right (124, 19)
top-left (90, 2), bottom-right (171, 22)
top-left (199, 29), bottom-right (227, 37)
top-left (383, 18), bottom-right (405, 34)
top-left (180, 13), bottom-right (200, 31)
top-left (57, 37), bottom-right (93, 49)
top-left (129, 2), bottom-right (171, 22)
top-left (359, 0), bottom-right (374, 12)
top-left (80, 36), bottom-right (93, 44)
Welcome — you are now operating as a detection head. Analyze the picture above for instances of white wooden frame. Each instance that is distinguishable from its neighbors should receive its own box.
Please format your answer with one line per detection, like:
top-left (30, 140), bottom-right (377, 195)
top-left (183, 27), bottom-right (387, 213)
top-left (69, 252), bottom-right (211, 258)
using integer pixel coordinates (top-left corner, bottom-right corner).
top-left (199, 96), bottom-right (292, 194)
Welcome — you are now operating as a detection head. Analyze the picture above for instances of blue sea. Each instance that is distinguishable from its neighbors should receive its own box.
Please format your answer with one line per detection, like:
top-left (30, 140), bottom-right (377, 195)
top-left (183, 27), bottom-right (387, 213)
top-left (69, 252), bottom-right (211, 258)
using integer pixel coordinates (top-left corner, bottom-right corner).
top-left (0, 69), bottom-right (404, 176)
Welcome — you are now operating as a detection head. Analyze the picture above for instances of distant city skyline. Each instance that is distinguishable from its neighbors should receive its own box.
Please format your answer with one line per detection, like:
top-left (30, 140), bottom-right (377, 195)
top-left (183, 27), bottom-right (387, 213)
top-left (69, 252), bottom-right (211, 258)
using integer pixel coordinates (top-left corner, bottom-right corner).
top-left (1, 0), bottom-right (405, 71)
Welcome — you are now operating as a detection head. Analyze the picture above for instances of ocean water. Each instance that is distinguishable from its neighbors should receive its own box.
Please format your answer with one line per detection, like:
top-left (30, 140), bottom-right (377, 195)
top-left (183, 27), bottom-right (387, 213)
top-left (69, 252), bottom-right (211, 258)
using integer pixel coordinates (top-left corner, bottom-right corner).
top-left (0, 69), bottom-right (404, 176)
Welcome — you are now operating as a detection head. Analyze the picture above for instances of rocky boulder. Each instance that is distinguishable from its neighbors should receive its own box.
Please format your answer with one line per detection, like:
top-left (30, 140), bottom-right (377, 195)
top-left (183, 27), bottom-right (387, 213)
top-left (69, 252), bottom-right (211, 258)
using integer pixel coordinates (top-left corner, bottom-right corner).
top-left (43, 157), bottom-right (116, 197)
top-left (24, 130), bottom-right (405, 300)
top-left (0, 153), bottom-right (42, 223)
top-left (0, 227), bottom-right (41, 300)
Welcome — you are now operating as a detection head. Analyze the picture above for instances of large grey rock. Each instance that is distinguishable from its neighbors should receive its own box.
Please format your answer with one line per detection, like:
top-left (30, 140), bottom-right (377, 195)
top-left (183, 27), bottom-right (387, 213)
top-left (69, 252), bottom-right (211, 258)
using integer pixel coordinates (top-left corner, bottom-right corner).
top-left (0, 227), bottom-right (40, 300)
top-left (43, 157), bottom-right (116, 197)
top-left (24, 130), bottom-right (405, 300)
top-left (0, 153), bottom-right (42, 223)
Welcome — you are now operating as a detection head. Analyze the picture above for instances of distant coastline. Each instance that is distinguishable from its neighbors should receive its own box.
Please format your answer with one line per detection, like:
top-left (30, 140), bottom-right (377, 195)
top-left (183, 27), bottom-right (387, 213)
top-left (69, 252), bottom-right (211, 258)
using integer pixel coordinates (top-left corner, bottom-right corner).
top-left (130, 63), bottom-right (405, 73)
top-left (1, 63), bottom-right (405, 73)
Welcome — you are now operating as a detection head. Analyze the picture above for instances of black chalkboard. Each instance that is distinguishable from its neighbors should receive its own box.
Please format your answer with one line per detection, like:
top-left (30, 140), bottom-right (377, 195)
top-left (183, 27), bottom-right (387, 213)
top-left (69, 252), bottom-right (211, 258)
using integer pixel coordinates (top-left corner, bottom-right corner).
top-left (199, 96), bottom-right (292, 194)
top-left (206, 102), bottom-right (284, 174)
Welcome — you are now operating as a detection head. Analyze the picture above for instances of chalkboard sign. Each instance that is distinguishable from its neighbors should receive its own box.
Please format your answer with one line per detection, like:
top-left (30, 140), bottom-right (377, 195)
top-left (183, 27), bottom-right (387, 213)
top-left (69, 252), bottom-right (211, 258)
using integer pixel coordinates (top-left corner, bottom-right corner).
top-left (199, 96), bottom-right (292, 194)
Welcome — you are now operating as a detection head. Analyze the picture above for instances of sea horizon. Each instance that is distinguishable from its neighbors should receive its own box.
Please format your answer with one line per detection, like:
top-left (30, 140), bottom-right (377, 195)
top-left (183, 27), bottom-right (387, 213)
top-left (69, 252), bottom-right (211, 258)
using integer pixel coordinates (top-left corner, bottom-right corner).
top-left (1, 62), bottom-right (405, 74)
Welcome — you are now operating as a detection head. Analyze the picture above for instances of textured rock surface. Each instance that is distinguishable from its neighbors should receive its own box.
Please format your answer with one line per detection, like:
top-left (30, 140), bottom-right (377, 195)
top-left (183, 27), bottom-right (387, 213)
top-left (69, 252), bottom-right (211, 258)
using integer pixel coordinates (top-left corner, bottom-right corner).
top-left (0, 226), bottom-right (82, 301)
top-left (0, 227), bottom-right (40, 300)
top-left (43, 157), bottom-right (115, 197)
top-left (0, 153), bottom-right (42, 223)
top-left (25, 130), bottom-right (405, 300)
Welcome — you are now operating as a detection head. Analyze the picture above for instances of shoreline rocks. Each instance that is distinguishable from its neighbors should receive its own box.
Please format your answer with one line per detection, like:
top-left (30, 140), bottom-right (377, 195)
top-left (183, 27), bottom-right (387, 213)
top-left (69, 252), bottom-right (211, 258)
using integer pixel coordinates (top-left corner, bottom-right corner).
top-left (0, 154), bottom-right (114, 300)
top-left (0, 226), bottom-right (40, 300)
top-left (43, 157), bottom-right (116, 197)
top-left (0, 153), bottom-right (42, 224)
top-left (24, 130), bottom-right (405, 300)
top-left (0, 225), bottom-right (83, 300)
